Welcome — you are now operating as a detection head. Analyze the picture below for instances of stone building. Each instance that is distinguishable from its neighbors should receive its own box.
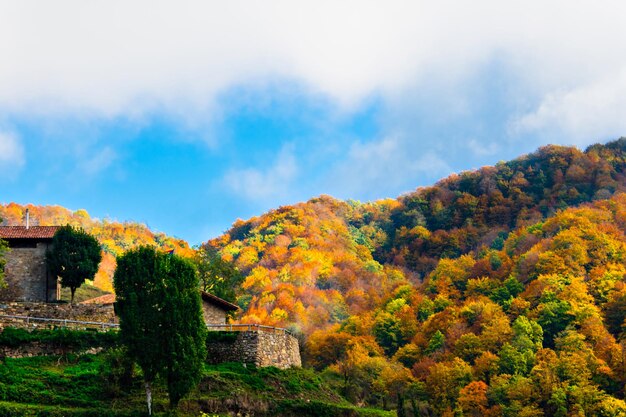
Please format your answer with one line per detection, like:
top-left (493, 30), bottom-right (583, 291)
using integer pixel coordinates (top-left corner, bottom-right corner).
top-left (0, 225), bottom-right (60, 302)
top-left (200, 291), bottom-right (239, 324)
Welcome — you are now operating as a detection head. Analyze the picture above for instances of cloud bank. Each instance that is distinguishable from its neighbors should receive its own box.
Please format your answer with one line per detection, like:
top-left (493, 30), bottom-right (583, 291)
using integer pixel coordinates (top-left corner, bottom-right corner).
top-left (3, 0), bottom-right (626, 214)
top-left (2, 0), bottom-right (626, 143)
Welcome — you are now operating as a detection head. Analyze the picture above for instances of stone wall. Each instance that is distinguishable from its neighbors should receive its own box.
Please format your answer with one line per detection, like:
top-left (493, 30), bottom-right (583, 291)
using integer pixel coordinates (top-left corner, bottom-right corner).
top-left (0, 303), bottom-right (302, 369)
top-left (205, 330), bottom-right (301, 369)
top-left (0, 302), bottom-right (117, 330)
top-left (1, 342), bottom-right (103, 359)
top-left (202, 301), bottom-right (227, 324)
top-left (0, 242), bottom-right (58, 302)
top-left (255, 331), bottom-right (301, 368)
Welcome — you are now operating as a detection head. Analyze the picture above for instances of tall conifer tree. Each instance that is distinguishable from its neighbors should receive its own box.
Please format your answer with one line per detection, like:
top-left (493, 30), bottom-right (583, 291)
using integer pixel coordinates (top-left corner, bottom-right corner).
top-left (114, 246), bottom-right (206, 414)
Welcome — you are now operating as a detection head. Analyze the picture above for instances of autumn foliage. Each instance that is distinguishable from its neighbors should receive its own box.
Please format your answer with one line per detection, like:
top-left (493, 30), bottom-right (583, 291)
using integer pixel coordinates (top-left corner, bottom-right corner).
top-left (0, 204), bottom-right (193, 292)
top-left (204, 139), bottom-right (626, 414)
top-left (5, 139), bottom-right (626, 414)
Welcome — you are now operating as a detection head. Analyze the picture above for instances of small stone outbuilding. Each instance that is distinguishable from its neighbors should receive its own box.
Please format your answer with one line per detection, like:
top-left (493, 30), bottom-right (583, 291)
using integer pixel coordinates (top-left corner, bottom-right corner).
top-left (0, 226), bottom-right (60, 302)
top-left (200, 291), bottom-right (239, 324)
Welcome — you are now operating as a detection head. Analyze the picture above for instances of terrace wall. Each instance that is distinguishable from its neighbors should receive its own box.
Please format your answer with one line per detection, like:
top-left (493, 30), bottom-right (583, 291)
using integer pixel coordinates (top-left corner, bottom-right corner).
top-left (205, 330), bottom-right (301, 369)
top-left (0, 302), bottom-right (116, 330)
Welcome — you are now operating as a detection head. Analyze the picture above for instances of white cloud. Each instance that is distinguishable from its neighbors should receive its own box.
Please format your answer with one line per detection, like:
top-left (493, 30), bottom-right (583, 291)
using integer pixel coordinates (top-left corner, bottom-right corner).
top-left (466, 139), bottom-right (500, 157)
top-left (326, 136), bottom-right (451, 199)
top-left (80, 146), bottom-right (117, 176)
top-left (0, 131), bottom-right (25, 177)
top-left (1, 0), bottom-right (626, 142)
top-left (512, 69), bottom-right (626, 143)
top-left (222, 145), bottom-right (298, 201)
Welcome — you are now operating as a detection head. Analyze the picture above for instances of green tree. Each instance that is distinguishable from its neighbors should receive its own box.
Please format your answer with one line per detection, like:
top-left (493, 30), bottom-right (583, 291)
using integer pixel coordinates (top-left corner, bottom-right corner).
top-left (537, 298), bottom-right (573, 348)
top-left (46, 225), bottom-right (102, 304)
top-left (426, 330), bottom-right (446, 355)
top-left (114, 246), bottom-right (207, 414)
top-left (373, 312), bottom-right (406, 356)
top-left (161, 253), bottom-right (208, 408)
top-left (193, 245), bottom-right (242, 303)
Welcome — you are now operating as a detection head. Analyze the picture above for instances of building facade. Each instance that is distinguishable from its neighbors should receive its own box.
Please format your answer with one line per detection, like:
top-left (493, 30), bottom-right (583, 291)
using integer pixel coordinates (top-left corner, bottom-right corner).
top-left (0, 226), bottom-right (60, 302)
top-left (200, 290), bottom-right (239, 324)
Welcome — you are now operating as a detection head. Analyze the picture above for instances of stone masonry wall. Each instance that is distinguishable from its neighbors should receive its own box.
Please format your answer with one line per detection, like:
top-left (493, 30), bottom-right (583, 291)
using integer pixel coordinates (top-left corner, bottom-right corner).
top-left (0, 302), bottom-right (117, 330)
top-left (205, 331), bottom-right (301, 369)
top-left (0, 304), bottom-right (302, 368)
top-left (0, 303), bottom-right (116, 358)
top-left (1, 342), bottom-right (103, 359)
top-left (202, 301), bottom-right (227, 324)
top-left (255, 331), bottom-right (301, 368)
top-left (0, 243), bottom-right (53, 302)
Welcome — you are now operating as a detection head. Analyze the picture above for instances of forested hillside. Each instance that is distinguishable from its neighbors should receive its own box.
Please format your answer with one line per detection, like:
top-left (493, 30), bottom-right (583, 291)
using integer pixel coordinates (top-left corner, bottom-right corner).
top-left (4, 140), bottom-right (626, 414)
top-left (0, 204), bottom-right (192, 291)
top-left (204, 139), bottom-right (626, 415)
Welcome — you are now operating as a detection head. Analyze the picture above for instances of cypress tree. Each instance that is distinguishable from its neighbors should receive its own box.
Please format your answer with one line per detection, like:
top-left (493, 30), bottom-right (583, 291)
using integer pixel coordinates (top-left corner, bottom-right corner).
top-left (114, 246), bottom-right (206, 414)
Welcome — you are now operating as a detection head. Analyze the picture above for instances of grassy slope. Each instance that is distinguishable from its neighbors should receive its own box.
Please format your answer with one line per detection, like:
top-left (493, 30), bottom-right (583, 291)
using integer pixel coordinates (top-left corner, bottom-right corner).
top-left (59, 283), bottom-right (111, 303)
top-left (0, 353), bottom-right (393, 417)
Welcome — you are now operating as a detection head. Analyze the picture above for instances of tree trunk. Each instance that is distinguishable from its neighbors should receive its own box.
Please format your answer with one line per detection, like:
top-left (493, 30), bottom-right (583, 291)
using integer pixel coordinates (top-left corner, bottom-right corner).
top-left (145, 381), bottom-right (152, 416)
top-left (70, 287), bottom-right (76, 305)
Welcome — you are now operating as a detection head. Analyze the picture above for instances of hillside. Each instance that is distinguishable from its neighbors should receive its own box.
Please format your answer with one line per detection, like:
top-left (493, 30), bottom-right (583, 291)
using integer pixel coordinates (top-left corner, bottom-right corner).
top-left (204, 139), bottom-right (626, 415)
top-left (208, 140), bottom-right (626, 332)
top-left (0, 204), bottom-right (193, 292)
top-left (4, 140), bottom-right (626, 414)
top-left (0, 352), bottom-right (392, 417)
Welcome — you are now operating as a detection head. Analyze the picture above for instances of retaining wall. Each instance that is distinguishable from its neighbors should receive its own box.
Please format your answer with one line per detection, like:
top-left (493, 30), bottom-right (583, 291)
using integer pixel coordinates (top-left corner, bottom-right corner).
top-left (0, 303), bottom-right (302, 368)
top-left (205, 330), bottom-right (301, 369)
top-left (0, 302), bottom-right (117, 329)
top-left (1, 342), bottom-right (103, 359)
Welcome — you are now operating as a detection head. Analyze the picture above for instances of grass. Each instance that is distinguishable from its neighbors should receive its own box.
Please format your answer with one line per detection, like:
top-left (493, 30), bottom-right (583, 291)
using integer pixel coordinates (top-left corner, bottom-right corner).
top-left (59, 283), bottom-right (111, 304)
top-left (0, 353), bottom-right (394, 417)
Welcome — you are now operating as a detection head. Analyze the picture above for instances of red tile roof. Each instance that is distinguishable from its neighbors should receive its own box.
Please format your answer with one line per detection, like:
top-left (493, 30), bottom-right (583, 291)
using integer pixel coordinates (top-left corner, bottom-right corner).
top-left (81, 291), bottom-right (239, 311)
top-left (0, 226), bottom-right (60, 239)
top-left (201, 291), bottom-right (239, 311)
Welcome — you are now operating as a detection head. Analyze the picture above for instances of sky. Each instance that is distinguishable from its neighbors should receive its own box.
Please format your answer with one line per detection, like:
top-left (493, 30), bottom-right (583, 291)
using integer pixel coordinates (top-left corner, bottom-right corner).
top-left (2, 1), bottom-right (626, 244)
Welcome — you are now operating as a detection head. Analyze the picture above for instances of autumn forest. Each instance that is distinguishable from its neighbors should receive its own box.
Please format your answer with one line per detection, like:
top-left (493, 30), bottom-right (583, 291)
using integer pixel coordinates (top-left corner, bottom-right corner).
top-left (4, 139), bottom-right (626, 415)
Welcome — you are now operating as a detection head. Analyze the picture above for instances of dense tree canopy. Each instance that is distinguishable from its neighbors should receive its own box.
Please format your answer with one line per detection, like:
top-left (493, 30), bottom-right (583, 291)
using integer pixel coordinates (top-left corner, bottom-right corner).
top-left (7, 139), bottom-right (626, 413)
top-left (193, 244), bottom-right (243, 304)
top-left (46, 225), bottom-right (102, 304)
top-left (203, 139), bottom-right (626, 414)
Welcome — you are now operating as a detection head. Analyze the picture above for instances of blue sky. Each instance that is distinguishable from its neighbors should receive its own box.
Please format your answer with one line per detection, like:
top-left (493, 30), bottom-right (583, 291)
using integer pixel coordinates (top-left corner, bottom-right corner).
top-left (2, 1), bottom-right (626, 244)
